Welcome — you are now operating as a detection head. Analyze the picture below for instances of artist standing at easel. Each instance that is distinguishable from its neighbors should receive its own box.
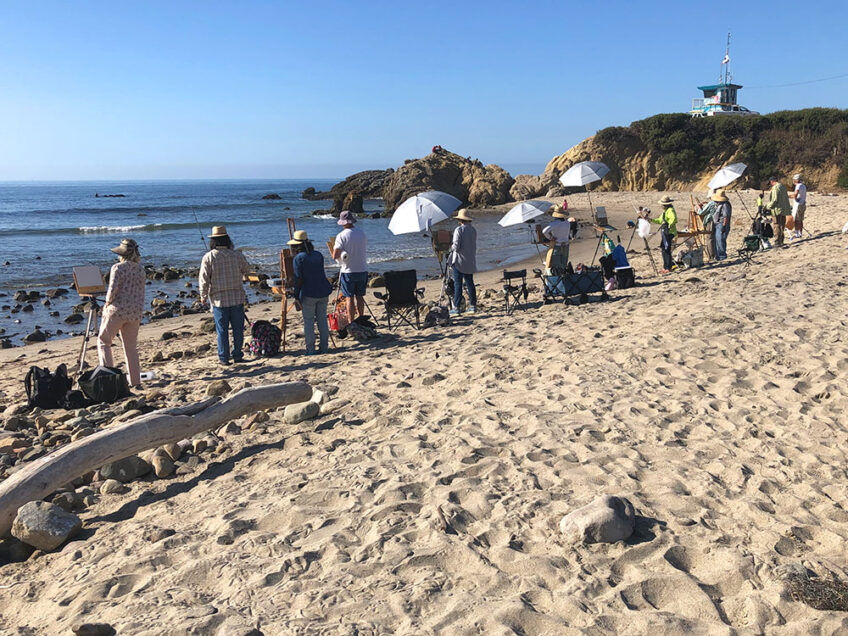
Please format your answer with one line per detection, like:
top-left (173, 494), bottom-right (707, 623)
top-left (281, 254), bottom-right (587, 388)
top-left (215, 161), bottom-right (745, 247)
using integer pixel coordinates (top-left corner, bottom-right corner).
top-left (199, 226), bottom-right (250, 366)
top-left (98, 238), bottom-right (145, 387)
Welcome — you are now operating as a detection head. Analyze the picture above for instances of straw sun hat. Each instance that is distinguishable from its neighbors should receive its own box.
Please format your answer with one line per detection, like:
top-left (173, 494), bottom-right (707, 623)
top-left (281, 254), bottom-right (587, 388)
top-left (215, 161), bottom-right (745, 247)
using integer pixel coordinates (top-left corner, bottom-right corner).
top-left (287, 230), bottom-right (309, 246)
top-left (110, 238), bottom-right (139, 256)
top-left (454, 208), bottom-right (473, 221)
top-left (658, 196), bottom-right (675, 206)
top-left (208, 225), bottom-right (229, 238)
top-left (552, 209), bottom-right (567, 219)
top-left (711, 190), bottom-right (729, 202)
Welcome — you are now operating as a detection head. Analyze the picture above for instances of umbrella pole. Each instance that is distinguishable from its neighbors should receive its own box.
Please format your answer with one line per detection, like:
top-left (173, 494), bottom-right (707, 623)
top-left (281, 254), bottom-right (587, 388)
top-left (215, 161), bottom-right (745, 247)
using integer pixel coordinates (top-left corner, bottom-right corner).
top-left (587, 189), bottom-right (594, 220)
top-left (734, 191), bottom-right (756, 221)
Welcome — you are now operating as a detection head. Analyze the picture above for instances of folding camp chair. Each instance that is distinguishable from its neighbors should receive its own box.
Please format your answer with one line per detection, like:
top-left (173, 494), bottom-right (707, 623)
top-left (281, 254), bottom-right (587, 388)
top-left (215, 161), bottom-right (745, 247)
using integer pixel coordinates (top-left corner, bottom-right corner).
top-left (373, 269), bottom-right (425, 330)
top-left (737, 235), bottom-right (761, 266)
top-left (502, 269), bottom-right (528, 315)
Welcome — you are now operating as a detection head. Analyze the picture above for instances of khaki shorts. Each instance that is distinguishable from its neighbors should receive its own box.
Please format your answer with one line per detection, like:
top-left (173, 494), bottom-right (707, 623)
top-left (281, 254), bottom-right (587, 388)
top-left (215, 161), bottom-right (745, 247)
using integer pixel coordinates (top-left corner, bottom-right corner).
top-left (793, 203), bottom-right (806, 223)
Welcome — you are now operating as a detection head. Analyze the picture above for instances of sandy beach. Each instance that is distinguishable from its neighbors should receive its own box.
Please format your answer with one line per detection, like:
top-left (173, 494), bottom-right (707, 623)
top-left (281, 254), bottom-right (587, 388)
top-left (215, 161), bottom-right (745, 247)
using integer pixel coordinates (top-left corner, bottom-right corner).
top-left (2, 190), bottom-right (848, 634)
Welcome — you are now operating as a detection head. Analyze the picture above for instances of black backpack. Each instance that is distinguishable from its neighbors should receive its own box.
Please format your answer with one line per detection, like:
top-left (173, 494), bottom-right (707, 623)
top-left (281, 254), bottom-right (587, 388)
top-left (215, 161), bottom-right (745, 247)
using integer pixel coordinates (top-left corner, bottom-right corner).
top-left (77, 365), bottom-right (131, 404)
top-left (248, 320), bottom-right (282, 357)
top-left (24, 364), bottom-right (73, 410)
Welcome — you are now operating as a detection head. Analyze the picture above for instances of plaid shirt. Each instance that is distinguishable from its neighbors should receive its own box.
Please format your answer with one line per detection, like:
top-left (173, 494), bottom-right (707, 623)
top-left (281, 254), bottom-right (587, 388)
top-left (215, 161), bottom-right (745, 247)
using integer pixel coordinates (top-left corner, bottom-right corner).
top-left (199, 247), bottom-right (249, 308)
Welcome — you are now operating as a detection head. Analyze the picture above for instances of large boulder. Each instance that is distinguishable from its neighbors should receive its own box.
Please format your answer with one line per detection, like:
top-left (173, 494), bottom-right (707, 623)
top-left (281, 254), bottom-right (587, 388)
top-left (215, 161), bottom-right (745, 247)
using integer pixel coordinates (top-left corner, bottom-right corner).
top-left (382, 150), bottom-right (515, 211)
top-left (559, 495), bottom-right (635, 544)
top-left (11, 501), bottom-right (82, 551)
top-left (303, 169), bottom-right (393, 203)
top-left (509, 170), bottom-right (561, 201)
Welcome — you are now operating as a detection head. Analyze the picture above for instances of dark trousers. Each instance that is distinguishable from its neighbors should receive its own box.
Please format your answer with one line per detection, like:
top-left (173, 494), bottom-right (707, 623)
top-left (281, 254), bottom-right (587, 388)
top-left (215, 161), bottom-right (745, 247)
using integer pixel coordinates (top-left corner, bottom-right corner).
top-left (774, 214), bottom-right (786, 246)
top-left (660, 237), bottom-right (673, 270)
top-left (452, 266), bottom-right (477, 309)
top-left (213, 304), bottom-right (245, 362)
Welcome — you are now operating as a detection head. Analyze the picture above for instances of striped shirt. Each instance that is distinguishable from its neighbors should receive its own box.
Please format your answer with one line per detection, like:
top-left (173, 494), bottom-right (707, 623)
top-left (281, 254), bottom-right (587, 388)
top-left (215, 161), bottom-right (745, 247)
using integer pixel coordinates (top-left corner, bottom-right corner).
top-left (199, 247), bottom-right (250, 308)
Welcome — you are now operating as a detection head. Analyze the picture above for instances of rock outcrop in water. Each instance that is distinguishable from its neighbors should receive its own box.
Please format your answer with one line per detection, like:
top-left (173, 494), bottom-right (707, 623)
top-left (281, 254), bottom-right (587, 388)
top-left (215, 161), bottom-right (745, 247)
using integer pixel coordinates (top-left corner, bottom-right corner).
top-left (381, 150), bottom-right (514, 212)
top-left (303, 169), bottom-right (393, 217)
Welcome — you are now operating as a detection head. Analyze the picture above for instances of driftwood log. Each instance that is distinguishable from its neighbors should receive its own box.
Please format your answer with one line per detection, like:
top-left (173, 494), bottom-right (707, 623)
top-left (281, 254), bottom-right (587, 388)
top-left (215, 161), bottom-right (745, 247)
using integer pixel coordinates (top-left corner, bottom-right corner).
top-left (0, 381), bottom-right (312, 538)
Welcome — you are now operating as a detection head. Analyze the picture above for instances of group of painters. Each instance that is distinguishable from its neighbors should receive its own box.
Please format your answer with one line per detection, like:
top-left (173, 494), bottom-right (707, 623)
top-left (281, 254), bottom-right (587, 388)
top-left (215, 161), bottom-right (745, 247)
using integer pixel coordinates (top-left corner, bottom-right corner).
top-left (95, 174), bottom-right (808, 380)
top-left (642, 173), bottom-right (807, 272)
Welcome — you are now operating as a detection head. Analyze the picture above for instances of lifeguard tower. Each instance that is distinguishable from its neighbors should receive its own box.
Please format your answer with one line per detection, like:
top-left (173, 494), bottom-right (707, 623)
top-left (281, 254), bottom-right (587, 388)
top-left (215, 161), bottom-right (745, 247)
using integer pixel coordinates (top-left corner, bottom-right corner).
top-left (689, 33), bottom-right (759, 118)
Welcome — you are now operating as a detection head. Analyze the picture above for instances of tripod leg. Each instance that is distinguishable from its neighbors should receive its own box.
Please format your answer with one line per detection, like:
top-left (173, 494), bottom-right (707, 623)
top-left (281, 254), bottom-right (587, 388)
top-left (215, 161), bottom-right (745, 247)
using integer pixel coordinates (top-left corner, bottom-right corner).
top-left (591, 233), bottom-right (604, 265)
top-left (77, 306), bottom-right (97, 375)
top-left (643, 237), bottom-right (658, 276)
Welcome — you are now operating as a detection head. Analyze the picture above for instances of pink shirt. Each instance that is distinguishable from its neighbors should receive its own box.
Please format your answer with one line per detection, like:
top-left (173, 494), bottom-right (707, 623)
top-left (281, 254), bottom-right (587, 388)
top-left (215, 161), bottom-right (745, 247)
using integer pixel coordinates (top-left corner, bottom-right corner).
top-left (104, 261), bottom-right (146, 322)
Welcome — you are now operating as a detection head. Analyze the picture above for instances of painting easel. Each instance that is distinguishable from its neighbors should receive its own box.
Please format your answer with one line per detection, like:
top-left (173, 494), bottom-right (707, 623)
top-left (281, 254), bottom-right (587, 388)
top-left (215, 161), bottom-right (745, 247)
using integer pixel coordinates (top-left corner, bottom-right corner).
top-left (674, 195), bottom-right (711, 260)
top-left (269, 219), bottom-right (297, 353)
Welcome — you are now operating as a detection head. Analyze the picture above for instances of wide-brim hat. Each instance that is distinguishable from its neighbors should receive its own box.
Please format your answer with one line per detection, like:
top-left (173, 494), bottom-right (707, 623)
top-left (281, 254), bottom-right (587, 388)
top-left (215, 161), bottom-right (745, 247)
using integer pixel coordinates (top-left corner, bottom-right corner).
top-left (287, 229), bottom-right (309, 246)
top-left (338, 210), bottom-right (356, 226)
top-left (454, 208), bottom-right (473, 221)
top-left (111, 238), bottom-right (138, 256)
top-left (552, 210), bottom-right (567, 219)
top-left (658, 196), bottom-right (674, 205)
top-left (209, 225), bottom-right (229, 238)
top-left (711, 190), bottom-right (729, 202)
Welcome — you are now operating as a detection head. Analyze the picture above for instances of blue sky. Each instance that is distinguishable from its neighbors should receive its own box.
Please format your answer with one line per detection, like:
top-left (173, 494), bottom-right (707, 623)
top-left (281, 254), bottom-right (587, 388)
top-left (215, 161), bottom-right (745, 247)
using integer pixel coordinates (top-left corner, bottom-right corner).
top-left (1, 0), bottom-right (846, 180)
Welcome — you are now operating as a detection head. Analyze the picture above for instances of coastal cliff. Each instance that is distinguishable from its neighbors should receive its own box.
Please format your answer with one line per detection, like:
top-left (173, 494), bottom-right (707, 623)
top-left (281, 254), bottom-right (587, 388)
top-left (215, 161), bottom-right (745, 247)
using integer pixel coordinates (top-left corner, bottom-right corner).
top-left (546, 108), bottom-right (848, 191)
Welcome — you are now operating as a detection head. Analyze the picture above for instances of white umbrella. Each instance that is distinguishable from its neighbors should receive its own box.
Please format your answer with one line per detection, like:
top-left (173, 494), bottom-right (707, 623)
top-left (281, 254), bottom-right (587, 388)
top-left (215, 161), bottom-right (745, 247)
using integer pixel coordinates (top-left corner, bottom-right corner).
top-left (559, 161), bottom-right (610, 187)
top-left (498, 200), bottom-right (554, 227)
top-left (388, 190), bottom-right (462, 235)
top-left (559, 161), bottom-right (610, 219)
top-left (708, 162), bottom-right (747, 190)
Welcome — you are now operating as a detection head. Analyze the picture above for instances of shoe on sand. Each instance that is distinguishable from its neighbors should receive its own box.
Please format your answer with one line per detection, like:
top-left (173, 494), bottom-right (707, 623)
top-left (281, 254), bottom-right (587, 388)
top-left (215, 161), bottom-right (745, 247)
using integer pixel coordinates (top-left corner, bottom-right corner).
top-left (468, 306), bottom-right (477, 315)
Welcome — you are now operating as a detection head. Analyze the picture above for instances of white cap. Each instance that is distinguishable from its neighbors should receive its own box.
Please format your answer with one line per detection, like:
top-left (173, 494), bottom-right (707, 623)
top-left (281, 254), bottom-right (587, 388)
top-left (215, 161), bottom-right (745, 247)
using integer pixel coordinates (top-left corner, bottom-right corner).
top-left (793, 173), bottom-right (802, 180)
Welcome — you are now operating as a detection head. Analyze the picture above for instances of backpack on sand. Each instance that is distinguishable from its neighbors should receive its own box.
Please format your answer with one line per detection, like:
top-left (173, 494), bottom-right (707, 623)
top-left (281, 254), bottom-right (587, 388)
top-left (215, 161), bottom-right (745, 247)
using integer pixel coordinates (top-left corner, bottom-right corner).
top-left (78, 365), bottom-right (131, 404)
top-left (24, 364), bottom-right (73, 410)
top-left (249, 320), bottom-right (282, 357)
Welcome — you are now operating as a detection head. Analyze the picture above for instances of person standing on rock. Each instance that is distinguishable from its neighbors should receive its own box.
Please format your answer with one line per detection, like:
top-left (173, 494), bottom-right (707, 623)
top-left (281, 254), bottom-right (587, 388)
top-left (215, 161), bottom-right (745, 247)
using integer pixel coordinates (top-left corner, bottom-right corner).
top-left (332, 210), bottom-right (368, 323)
top-left (712, 190), bottom-right (732, 261)
top-left (766, 177), bottom-right (791, 247)
top-left (449, 208), bottom-right (477, 316)
top-left (651, 196), bottom-right (678, 273)
top-left (199, 226), bottom-right (250, 366)
top-left (98, 238), bottom-right (145, 387)
top-left (290, 230), bottom-right (333, 355)
top-left (791, 173), bottom-right (807, 239)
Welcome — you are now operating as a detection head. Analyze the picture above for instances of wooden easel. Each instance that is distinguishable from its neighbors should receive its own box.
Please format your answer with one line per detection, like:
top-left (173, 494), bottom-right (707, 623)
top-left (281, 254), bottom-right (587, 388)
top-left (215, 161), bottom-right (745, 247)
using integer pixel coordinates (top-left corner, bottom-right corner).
top-left (271, 219), bottom-right (297, 353)
top-left (674, 194), bottom-right (711, 259)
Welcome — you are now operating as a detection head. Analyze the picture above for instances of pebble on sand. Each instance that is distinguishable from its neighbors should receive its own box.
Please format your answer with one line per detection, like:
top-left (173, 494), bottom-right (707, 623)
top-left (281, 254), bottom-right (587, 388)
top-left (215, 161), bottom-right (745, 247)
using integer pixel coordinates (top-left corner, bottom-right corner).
top-left (207, 379), bottom-right (232, 397)
top-left (11, 501), bottom-right (82, 551)
top-left (559, 495), bottom-right (635, 544)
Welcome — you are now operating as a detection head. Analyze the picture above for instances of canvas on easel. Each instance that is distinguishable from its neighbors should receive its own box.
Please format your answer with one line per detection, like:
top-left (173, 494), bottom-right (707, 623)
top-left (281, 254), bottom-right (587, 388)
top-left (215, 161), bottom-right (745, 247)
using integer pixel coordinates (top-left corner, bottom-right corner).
top-left (72, 266), bottom-right (106, 296)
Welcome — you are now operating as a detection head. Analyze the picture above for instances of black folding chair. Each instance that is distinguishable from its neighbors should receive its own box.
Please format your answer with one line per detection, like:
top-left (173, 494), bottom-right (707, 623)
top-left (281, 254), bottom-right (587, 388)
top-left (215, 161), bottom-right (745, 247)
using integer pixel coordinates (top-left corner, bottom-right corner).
top-left (502, 269), bottom-right (528, 315)
top-left (374, 269), bottom-right (424, 330)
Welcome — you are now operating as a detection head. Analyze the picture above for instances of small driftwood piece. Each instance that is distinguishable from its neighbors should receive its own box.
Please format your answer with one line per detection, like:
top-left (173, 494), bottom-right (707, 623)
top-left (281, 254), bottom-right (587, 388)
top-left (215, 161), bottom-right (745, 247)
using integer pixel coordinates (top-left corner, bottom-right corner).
top-left (0, 382), bottom-right (312, 538)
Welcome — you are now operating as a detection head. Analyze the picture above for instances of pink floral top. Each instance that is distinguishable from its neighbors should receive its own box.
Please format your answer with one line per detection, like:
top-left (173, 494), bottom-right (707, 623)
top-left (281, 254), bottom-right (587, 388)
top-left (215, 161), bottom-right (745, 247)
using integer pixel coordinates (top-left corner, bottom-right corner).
top-left (104, 261), bottom-right (145, 322)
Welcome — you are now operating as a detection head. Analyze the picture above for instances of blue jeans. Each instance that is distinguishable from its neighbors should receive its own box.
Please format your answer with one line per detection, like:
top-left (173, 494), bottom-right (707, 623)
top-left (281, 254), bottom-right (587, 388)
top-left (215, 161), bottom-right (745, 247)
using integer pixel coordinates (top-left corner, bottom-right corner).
top-left (452, 266), bottom-right (476, 310)
top-left (301, 295), bottom-right (329, 354)
top-left (715, 224), bottom-right (729, 260)
top-left (213, 304), bottom-right (245, 362)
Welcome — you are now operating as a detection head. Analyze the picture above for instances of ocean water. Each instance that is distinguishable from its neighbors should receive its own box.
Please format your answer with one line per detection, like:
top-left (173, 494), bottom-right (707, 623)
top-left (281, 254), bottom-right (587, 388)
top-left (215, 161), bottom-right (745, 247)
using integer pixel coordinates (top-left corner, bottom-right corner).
top-left (0, 180), bottom-right (541, 343)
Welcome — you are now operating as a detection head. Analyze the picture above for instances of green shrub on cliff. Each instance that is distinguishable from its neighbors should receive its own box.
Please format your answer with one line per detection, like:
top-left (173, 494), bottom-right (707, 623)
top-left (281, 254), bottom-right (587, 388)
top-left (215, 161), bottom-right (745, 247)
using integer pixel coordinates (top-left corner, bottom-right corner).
top-left (595, 108), bottom-right (848, 187)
